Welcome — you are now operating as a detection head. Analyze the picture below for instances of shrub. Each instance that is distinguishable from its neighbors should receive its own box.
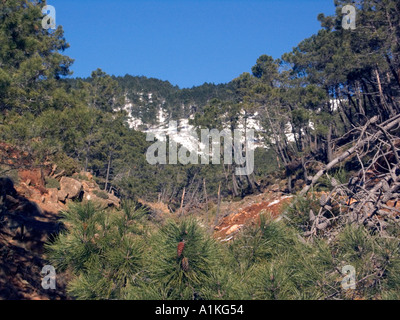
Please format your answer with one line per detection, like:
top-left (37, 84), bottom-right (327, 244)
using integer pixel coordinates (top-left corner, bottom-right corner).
top-left (76, 173), bottom-right (89, 181)
top-left (45, 198), bottom-right (400, 300)
top-left (282, 195), bottom-right (320, 233)
top-left (141, 218), bottom-right (227, 300)
top-left (0, 166), bottom-right (19, 185)
top-left (46, 202), bottom-right (148, 300)
top-left (51, 152), bottom-right (80, 176)
top-left (93, 190), bottom-right (109, 200)
top-left (45, 177), bottom-right (60, 189)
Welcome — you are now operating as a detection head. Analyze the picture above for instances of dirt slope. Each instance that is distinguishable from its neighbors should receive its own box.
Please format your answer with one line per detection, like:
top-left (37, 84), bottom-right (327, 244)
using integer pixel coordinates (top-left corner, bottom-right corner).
top-left (214, 191), bottom-right (293, 241)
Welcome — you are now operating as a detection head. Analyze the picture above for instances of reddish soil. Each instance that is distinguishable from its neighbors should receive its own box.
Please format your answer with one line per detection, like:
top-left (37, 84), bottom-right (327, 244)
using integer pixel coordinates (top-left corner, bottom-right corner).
top-left (214, 193), bottom-right (293, 241)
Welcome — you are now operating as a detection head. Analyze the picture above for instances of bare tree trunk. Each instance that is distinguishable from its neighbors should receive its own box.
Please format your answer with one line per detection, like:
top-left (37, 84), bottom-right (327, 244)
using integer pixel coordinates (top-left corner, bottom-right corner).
top-left (84, 146), bottom-right (89, 172)
top-left (203, 178), bottom-right (208, 212)
top-left (385, 54), bottom-right (400, 90)
top-left (232, 171), bottom-right (239, 197)
top-left (264, 105), bottom-right (289, 166)
top-left (246, 174), bottom-right (257, 192)
top-left (288, 175), bottom-right (293, 194)
top-left (301, 156), bottom-right (309, 182)
top-left (355, 81), bottom-right (366, 119)
top-left (180, 187), bottom-right (186, 215)
top-left (327, 124), bottom-right (333, 164)
top-left (215, 183), bottom-right (221, 226)
top-left (375, 66), bottom-right (395, 116)
top-left (104, 151), bottom-right (112, 191)
top-left (186, 180), bottom-right (201, 212)
top-left (276, 155), bottom-right (281, 169)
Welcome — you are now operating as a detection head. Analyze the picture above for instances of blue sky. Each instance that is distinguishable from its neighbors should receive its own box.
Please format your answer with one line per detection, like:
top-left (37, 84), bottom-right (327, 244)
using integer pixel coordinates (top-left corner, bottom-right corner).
top-left (50, 0), bottom-right (336, 88)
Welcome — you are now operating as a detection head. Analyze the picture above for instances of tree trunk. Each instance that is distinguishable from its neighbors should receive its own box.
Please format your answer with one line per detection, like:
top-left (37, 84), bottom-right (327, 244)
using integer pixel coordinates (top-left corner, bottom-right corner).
top-left (300, 115), bottom-right (400, 196)
top-left (180, 187), bottom-right (186, 215)
top-left (264, 105), bottom-right (289, 166)
top-left (215, 183), bottom-right (221, 226)
top-left (104, 151), bottom-right (112, 191)
top-left (326, 124), bottom-right (333, 164)
top-left (84, 145), bottom-right (90, 172)
top-left (203, 179), bottom-right (208, 212)
top-left (385, 54), bottom-right (400, 90)
top-left (375, 66), bottom-right (395, 117)
top-left (355, 81), bottom-right (366, 118)
top-left (232, 171), bottom-right (239, 197)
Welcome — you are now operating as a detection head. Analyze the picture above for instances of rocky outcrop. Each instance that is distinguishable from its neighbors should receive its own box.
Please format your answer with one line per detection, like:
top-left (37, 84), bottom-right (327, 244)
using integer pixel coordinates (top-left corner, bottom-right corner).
top-left (0, 143), bottom-right (122, 300)
top-left (9, 169), bottom-right (121, 217)
top-left (57, 189), bottom-right (69, 202)
top-left (59, 177), bottom-right (82, 200)
top-left (82, 191), bottom-right (119, 209)
top-left (18, 169), bottom-right (47, 194)
top-left (214, 194), bottom-right (293, 241)
top-left (107, 192), bottom-right (120, 208)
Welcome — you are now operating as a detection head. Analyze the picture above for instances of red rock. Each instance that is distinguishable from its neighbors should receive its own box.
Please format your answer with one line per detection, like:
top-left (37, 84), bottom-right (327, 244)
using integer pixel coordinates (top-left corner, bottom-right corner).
top-left (226, 224), bottom-right (243, 235)
top-left (18, 169), bottom-right (45, 190)
top-left (46, 188), bottom-right (59, 204)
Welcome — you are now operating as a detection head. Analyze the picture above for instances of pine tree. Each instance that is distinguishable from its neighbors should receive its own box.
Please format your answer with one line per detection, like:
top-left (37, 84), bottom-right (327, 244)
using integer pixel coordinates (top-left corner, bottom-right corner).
top-left (0, 0), bottom-right (73, 115)
top-left (46, 201), bottom-right (148, 300)
top-left (142, 218), bottom-right (227, 300)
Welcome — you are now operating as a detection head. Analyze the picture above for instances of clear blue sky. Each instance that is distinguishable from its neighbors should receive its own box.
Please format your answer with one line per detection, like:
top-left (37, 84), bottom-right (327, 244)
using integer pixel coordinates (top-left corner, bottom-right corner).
top-left (50, 0), bottom-right (336, 88)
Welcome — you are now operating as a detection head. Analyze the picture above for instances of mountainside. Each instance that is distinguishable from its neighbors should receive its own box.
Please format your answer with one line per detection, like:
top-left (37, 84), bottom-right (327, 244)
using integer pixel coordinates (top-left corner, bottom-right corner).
top-left (117, 75), bottom-right (239, 125)
top-left (2, 0), bottom-right (400, 301)
top-left (0, 141), bottom-right (283, 299)
top-left (69, 75), bottom-right (239, 128)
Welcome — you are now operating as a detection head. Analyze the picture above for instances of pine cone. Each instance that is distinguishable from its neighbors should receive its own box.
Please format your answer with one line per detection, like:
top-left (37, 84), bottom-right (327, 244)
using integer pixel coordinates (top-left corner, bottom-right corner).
top-left (181, 257), bottom-right (189, 271)
top-left (177, 241), bottom-right (185, 258)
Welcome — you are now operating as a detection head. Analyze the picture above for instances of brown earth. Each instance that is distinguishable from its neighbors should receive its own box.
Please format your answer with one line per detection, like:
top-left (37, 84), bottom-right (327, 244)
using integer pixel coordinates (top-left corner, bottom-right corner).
top-left (214, 192), bottom-right (293, 241)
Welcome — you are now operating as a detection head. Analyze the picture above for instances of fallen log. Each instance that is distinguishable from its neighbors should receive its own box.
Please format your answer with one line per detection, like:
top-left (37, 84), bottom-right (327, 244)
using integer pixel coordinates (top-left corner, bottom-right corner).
top-left (300, 115), bottom-right (400, 196)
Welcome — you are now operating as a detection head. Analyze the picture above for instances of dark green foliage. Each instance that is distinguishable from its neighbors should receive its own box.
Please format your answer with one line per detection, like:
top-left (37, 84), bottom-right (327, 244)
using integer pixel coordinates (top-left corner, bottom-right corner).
top-left (4, 0), bottom-right (400, 301)
top-left (46, 198), bottom-right (400, 300)
top-left (51, 152), bottom-right (80, 177)
top-left (112, 75), bottom-right (238, 124)
top-left (92, 190), bottom-right (108, 200)
top-left (0, 0), bottom-right (73, 115)
top-left (226, 212), bottom-right (400, 300)
top-left (46, 202), bottom-right (148, 299)
top-left (45, 177), bottom-right (60, 189)
top-left (334, 225), bottom-right (400, 299)
top-left (284, 194), bottom-right (321, 233)
top-left (143, 218), bottom-right (225, 300)
top-left (253, 148), bottom-right (279, 179)
top-left (46, 204), bottom-right (233, 300)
